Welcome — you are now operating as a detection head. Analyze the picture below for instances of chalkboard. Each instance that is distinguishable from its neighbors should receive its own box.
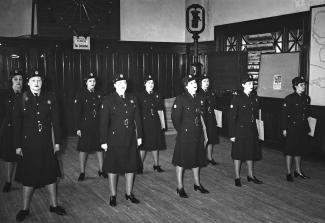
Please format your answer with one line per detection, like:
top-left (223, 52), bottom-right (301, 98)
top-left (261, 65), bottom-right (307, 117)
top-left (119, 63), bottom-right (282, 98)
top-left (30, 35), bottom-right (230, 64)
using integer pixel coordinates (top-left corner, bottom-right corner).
top-left (257, 52), bottom-right (300, 98)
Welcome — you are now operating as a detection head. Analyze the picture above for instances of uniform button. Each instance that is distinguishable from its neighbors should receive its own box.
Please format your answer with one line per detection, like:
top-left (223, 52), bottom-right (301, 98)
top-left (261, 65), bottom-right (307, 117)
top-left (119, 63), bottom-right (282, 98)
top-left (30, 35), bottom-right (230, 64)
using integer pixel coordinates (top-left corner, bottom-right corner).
top-left (93, 103), bottom-right (95, 106)
top-left (24, 136), bottom-right (27, 139)
top-left (37, 112), bottom-right (40, 115)
top-left (126, 111), bottom-right (128, 113)
top-left (112, 131), bottom-right (115, 134)
top-left (37, 120), bottom-right (40, 123)
top-left (124, 104), bottom-right (127, 106)
top-left (185, 129), bottom-right (188, 132)
top-left (36, 103), bottom-right (39, 106)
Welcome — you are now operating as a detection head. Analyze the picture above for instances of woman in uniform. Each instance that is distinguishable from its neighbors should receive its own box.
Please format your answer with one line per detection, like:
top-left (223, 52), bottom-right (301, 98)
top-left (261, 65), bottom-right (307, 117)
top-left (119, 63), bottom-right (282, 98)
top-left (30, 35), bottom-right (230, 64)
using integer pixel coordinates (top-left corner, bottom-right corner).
top-left (198, 73), bottom-right (220, 165)
top-left (13, 70), bottom-right (66, 222)
top-left (281, 76), bottom-right (311, 182)
top-left (74, 72), bottom-right (106, 181)
top-left (137, 75), bottom-right (166, 173)
top-left (0, 69), bottom-right (23, 192)
top-left (171, 74), bottom-right (209, 198)
top-left (100, 73), bottom-right (143, 206)
top-left (229, 77), bottom-right (263, 187)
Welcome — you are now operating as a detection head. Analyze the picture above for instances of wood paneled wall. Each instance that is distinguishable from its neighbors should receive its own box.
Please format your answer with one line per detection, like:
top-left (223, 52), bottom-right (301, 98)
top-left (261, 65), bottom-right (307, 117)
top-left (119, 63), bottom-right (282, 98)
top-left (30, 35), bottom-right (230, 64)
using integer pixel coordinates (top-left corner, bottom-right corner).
top-left (0, 37), bottom-right (215, 135)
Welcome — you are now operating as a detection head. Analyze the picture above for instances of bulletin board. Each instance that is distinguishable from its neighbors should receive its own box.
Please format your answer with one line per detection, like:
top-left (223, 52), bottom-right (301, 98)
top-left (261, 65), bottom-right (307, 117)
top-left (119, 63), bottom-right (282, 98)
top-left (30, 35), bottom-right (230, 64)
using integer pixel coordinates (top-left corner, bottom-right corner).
top-left (257, 52), bottom-right (300, 98)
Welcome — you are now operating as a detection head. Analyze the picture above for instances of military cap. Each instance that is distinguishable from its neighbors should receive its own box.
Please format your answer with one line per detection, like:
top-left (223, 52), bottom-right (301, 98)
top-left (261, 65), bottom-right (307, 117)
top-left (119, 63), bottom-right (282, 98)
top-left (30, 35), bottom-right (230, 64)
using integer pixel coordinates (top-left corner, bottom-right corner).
top-left (292, 76), bottom-right (307, 86)
top-left (199, 73), bottom-right (210, 82)
top-left (27, 69), bottom-right (43, 79)
top-left (9, 69), bottom-right (23, 79)
top-left (84, 72), bottom-right (97, 81)
top-left (143, 74), bottom-right (154, 84)
top-left (241, 76), bottom-right (254, 84)
top-left (113, 73), bottom-right (127, 83)
top-left (182, 74), bottom-right (196, 86)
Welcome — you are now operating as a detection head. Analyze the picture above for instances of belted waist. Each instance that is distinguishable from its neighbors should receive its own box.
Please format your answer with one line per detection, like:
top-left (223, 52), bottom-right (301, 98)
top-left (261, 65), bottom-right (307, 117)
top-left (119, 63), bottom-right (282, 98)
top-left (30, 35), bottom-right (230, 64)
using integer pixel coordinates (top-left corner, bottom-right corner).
top-left (24, 122), bottom-right (51, 132)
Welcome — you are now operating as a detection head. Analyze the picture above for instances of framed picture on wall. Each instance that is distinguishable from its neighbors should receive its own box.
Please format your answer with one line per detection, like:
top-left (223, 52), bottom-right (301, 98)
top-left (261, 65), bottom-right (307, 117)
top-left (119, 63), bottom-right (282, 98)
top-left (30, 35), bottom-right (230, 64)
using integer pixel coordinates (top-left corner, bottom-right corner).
top-left (309, 4), bottom-right (325, 106)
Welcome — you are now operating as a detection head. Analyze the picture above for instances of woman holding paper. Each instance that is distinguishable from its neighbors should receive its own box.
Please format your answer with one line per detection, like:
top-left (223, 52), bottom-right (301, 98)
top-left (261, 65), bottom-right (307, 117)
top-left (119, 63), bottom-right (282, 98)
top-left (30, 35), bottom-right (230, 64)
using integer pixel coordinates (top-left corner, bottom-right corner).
top-left (281, 76), bottom-right (311, 182)
top-left (198, 73), bottom-right (220, 165)
top-left (137, 75), bottom-right (166, 173)
top-left (171, 74), bottom-right (209, 198)
top-left (229, 77), bottom-right (262, 187)
top-left (100, 73), bottom-right (143, 207)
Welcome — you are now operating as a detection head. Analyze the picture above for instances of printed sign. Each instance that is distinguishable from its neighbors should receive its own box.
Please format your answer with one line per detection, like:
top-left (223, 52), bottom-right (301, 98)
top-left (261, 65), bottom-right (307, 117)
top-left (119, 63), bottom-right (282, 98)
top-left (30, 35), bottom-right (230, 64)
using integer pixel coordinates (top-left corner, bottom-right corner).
top-left (273, 74), bottom-right (282, 90)
top-left (73, 36), bottom-right (90, 50)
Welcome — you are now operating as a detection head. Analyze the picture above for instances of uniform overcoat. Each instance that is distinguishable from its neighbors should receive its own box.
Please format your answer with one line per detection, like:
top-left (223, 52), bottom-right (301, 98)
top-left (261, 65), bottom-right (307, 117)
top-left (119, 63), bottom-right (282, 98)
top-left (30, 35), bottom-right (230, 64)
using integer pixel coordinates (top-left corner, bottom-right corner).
top-left (13, 90), bottom-right (61, 187)
top-left (281, 92), bottom-right (310, 156)
top-left (171, 92), bottom-right (208, 169)
top-left (74, 89), bottom-right (102, 152)
top-left (229, 91), bottom-right (261, 161)
top-left (137, 91), bottom-right (166, 151)
top-left (100, 92), bottom-right (143, 174)
top-left (200, 89), bottom-right (220, 145)
top-left (0, 89), bottom-right (20, 162)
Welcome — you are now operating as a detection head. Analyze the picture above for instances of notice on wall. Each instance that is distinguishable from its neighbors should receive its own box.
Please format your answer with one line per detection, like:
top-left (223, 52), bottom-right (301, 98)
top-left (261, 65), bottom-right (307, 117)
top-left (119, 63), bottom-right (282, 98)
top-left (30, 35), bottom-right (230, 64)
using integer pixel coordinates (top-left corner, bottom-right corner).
top-left (73, 36), bottom-right (90, 50)
top-left (273, 75), bottom-right (282, 90)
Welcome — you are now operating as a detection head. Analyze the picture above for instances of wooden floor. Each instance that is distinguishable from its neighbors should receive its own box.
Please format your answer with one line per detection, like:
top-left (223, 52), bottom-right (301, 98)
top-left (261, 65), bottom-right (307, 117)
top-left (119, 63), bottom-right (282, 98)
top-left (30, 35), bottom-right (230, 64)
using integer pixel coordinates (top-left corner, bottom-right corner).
top-left (1, 135), bottom-right (325, 223)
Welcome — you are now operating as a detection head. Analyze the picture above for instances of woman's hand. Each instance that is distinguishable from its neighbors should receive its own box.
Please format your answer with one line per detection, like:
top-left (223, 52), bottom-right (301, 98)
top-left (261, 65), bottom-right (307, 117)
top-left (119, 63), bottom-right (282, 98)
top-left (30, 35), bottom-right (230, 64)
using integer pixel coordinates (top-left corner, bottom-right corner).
top-left (16, 148), bottom-right (23, 156)
top-left (137, 138), bottom-right (142, 146)
top-left (282, 130), bottom-right (287, 137)
top-left (230, 137), bottom-right (235, 142)
top-left (101, 143), bottom-right (108, 152)
top-left (76, 130), bottom-right (81, 137)
top-left (54, 144), bottom-right (60, 153)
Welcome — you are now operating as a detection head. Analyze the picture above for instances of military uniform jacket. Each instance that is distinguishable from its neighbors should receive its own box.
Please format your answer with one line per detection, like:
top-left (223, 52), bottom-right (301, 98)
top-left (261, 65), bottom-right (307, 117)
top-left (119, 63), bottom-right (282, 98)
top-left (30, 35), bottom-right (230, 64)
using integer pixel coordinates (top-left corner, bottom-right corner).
top-left (13, 90), bottom-right (61, 187)
top-left (137, 91), bottom-right (166, 151)
top-left (100, 92), bottom-right (143, 174)
top-left (200, 89), bottom-right (219, 145)
top-left (281, 92), bottom-right (310, 156)
top-left (0, 89), bottom-right (21, 162)
top-left (171, 92), bottom-right (208, 169)
top-left (74, 89), bottom-right (102, 152)
top-left (229, 91), bottom-right (261, 161)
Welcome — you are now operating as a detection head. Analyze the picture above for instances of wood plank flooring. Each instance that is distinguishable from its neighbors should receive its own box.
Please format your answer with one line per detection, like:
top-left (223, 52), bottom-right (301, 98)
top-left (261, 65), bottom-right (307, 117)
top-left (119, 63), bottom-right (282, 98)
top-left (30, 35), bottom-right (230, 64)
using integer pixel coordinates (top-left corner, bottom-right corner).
top-left (1, 135), bottom-right (325, 223)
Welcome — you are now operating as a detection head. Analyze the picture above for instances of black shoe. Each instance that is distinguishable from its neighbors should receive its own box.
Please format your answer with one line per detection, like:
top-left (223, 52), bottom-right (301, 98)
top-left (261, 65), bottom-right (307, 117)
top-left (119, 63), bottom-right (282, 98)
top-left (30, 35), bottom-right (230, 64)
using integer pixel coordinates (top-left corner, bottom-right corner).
top-left (247, 176), bottom-right (263, 184)
top-left (286, 174), bottom-right (294, 182)
top-left (294, 171), bottom-right (310, 179)
top-left (109, 196), bottom-right (117, 207)
top-left (98, 171), bottom-right (108, 179)
top-left (193, 184), bottom-right (209, 193)
top-left (49, 205), bottom-right (66, 215)
top-left (153, 165), bottom-right (164, 172)
top-left (176, 187), bottom-right (188, 198)
top-left (125, 194), bottom-right (140, 204)
top-left (208, 159), bottom-right (218, 165)
top-left (235, 178), bottom-right (242, 187)
top-left (2, 182), bottom-right (11, 193)
top-left (78, 173), bottom-right (85, 181)
top-left (16, 209), bottom-right (30, 222)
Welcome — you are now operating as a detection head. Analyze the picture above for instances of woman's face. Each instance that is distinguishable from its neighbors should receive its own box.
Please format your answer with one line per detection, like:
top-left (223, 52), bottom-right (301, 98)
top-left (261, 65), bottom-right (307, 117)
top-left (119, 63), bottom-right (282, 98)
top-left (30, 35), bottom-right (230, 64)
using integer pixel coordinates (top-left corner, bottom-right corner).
top-left (86, 78), bottom-right (96, 90)
top-left (12, 75), bottom-right (23, 91)
top-left (114, 80), bottom-right (127, 93)
top-left (145, 80), bottom-right (154, 92)
top-left (295, 82), bottom-right (305, 94)
top-left (242, 81), bottom-right (253, 93)
top-left (186, 79), bottom-right (197, 95)
top-left (28, 76), bottom-right (42, 92)
top-left (201, 78), bottom-right (209, 90)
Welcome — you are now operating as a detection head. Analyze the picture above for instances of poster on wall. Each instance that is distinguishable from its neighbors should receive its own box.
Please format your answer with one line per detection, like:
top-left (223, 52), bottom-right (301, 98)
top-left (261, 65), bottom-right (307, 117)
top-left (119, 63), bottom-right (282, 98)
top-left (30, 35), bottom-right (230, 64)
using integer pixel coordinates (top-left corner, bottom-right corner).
top-left (257, 52), bottom-right (300, 98)
top-left (309, 5), bottom-right (325, 106)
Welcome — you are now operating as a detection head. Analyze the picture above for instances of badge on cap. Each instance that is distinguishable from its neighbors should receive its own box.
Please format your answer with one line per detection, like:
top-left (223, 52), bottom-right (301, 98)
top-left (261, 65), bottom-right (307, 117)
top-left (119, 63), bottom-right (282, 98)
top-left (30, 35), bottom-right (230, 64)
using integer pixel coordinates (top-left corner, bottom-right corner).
top-left (34, 70), bottom-right (39, 75)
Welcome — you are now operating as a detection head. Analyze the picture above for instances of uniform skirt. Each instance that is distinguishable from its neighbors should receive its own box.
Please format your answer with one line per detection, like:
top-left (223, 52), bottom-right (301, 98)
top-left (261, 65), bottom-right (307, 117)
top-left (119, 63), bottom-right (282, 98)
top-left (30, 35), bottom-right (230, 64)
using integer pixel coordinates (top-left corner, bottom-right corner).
top-left (284, 124), bottom-right (309, 156)
top-left (103, 143), bottom-right (142, 174)
top-left (231, 125), bottom-right (261, 161)
top-left (0, 126), bottom-right (17, 162)
top-left (15, 134), bottom-right (61, 187)
top-left (77, 119), bottom-right (101, 152)
top-left (172, 137), bottom-right (208, 169)
top-left (140, 118), bottom-right (166, 151)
